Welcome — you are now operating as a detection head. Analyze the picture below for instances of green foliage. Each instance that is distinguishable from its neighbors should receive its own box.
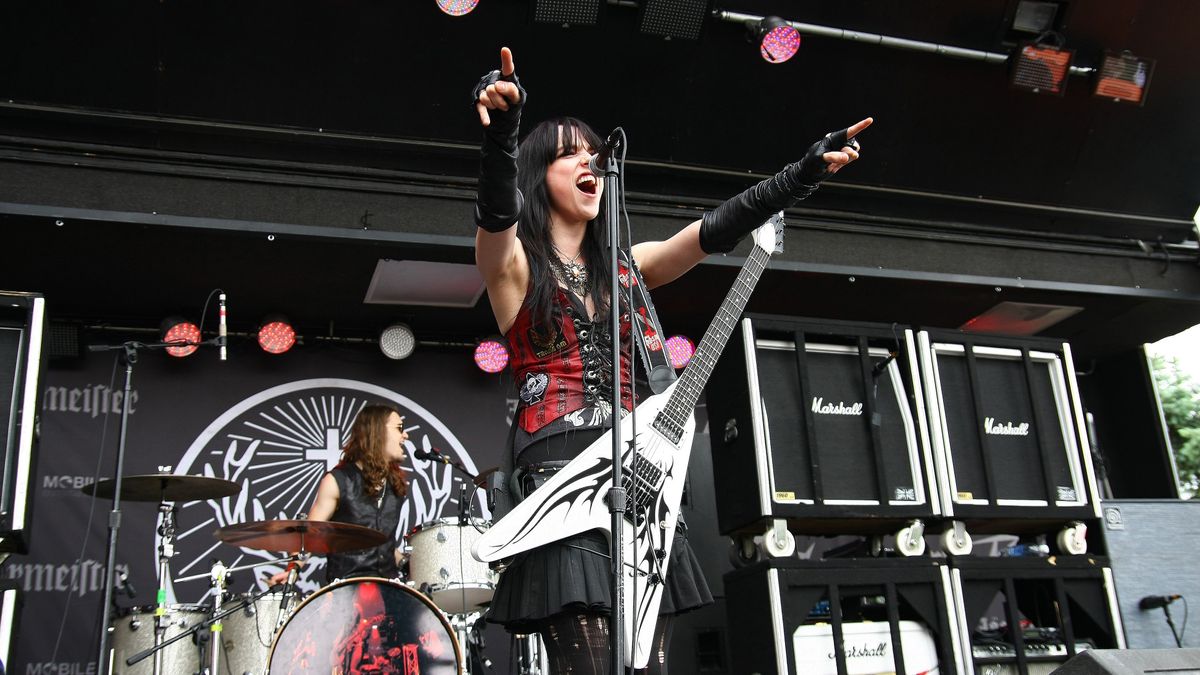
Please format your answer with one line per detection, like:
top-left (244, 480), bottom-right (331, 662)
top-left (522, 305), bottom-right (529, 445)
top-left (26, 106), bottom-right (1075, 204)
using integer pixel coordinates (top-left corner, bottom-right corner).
top-left (1151, 354), bottom-right (1200, 496)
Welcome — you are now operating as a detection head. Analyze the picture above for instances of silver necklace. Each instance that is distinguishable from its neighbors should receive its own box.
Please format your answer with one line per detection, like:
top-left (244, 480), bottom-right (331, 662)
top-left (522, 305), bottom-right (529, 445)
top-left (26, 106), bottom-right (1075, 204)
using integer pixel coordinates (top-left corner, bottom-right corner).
top-left (551, 247), bottom-right (588, 298)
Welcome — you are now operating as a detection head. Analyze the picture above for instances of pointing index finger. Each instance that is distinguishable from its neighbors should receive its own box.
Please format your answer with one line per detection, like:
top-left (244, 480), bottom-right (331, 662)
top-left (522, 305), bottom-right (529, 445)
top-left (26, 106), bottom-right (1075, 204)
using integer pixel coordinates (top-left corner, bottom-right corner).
top-left (500, 47), bottom-right (515, 77)
top-left (846, 117), bottom-right (874, 140)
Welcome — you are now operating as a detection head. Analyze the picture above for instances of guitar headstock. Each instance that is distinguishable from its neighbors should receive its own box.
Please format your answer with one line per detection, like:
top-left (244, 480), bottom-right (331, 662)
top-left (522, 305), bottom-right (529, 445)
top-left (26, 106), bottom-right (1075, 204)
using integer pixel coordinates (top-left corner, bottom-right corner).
top-left (751, 211), bottom-right (786, 255)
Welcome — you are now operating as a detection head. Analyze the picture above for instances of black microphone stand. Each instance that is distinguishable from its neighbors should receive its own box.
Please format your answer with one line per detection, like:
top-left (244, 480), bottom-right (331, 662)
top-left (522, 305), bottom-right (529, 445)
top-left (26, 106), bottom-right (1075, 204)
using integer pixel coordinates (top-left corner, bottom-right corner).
top-left (89, 336), bottom-right (224, 675)
top-left (597, 128), bottom-right (627, 675)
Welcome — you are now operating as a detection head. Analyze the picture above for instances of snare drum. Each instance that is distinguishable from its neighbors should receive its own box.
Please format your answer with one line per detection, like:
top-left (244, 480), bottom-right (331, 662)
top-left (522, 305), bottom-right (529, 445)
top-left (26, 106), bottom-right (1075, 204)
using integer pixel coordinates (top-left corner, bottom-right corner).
top-left (268, 577), bottom-right (460, 674)
top-left (220, 586), bottom-right (301, 675)
top-left (407, 518), bottom-right (498, 614)
top-left (109, 604), bottom-right (208, 675)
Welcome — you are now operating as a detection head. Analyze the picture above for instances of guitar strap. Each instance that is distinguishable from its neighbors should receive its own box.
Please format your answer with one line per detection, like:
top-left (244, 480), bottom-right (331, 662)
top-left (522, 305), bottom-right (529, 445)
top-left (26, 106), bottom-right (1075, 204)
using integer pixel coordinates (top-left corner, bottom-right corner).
top-left (619, 250), bottom-right (676, 395)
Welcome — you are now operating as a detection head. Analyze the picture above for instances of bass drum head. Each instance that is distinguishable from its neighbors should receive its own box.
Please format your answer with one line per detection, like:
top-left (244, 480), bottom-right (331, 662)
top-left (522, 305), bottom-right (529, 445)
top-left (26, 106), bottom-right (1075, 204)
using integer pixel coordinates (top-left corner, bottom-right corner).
top-left (268, 577), bottom-right (460, 674)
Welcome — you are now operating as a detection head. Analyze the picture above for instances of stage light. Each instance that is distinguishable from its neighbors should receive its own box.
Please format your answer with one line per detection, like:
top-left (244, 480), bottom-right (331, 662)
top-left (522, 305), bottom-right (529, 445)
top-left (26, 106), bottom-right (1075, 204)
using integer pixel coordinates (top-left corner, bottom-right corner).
top-left (160, 317), bottom-right (201, 358)
top-left (1010, 35), bottom-right (1073, 95)
top-left (257, 315), bottom-right (296, 354)
top-left (638, 0), bottom-right (709, 40)
top-left (436, 0), bottom-right (478, 16)
top-left (474, 338), bottom-right (509, 373)
top-left (756, 16), bottom-right (801, 64)
top-left (1094, 51), bottom-right (1154, 105)
top-left (665, 335), bottom-right (696, 369)
top-left (532, 0), bottom-right (601, 27)
top-left (380, 323), bottom-right (416, 361)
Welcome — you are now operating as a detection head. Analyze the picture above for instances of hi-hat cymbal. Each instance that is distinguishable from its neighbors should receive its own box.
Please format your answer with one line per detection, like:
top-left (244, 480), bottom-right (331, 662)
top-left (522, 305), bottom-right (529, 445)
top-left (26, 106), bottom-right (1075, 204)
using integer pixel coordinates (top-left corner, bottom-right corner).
top-left (82, 474), bottom-right (241, 502)
top-left (214, 520), bottom-right (389, 555)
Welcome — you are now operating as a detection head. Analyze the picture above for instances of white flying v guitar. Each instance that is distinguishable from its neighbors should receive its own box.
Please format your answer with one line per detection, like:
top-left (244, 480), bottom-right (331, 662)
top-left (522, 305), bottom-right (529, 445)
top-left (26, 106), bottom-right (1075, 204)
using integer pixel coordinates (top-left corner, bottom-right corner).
top-left (473, 215), bottom-right (784, 668)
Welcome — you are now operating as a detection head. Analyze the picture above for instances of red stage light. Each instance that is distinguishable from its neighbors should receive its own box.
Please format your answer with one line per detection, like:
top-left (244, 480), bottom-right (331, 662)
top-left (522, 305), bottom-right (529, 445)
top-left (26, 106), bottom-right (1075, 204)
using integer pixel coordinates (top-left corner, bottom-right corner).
top-left (665, 335), bottom-right (696, 369)
top-left (258, 317), bottom-right (296, 354)
top-left (160, 317), bottom-right (201, 358)
top-left (474, 339), bottom-right (509, 373)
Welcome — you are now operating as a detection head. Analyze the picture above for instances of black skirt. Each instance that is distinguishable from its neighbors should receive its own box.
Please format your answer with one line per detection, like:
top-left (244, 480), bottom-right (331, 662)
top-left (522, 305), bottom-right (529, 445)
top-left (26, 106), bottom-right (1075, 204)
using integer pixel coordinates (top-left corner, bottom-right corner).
top-left (485, 428), bottom-right (713, 633)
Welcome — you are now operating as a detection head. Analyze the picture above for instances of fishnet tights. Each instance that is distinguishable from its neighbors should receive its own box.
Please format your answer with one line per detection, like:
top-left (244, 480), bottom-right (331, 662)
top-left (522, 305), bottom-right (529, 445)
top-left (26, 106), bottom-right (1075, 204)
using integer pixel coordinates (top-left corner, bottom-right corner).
top-left (538, 613), bottom-right (674, 675)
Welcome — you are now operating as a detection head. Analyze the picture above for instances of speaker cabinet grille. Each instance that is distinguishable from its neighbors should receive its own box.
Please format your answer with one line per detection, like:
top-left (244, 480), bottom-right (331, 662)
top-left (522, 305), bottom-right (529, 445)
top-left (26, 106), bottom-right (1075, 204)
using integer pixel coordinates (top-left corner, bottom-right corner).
top-left (919, 331), bottom-right (1100, 523)
top-left (707, 316), bottom-right (937, 535)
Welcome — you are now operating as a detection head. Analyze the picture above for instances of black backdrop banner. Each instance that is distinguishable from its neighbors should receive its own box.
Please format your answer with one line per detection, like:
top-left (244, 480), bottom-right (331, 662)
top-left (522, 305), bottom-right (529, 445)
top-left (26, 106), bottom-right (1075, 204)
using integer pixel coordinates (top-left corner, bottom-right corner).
top-left (8, 342), bottom-right (513, 674)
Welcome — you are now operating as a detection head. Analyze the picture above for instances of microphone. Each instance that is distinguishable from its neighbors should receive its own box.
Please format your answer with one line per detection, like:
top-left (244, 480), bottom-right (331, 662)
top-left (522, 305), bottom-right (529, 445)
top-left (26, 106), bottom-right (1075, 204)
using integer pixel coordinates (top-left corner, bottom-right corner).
top-left (218, 292), bottom-right (228, 361)
top-left (117, 571), bottom-right (136, 599)
top-left (587, 128), bottom-right (623, 175)
top-left (1139, 594), bottom-right (1182, 610)
top-left (414, 448), bottom-right (452, 464)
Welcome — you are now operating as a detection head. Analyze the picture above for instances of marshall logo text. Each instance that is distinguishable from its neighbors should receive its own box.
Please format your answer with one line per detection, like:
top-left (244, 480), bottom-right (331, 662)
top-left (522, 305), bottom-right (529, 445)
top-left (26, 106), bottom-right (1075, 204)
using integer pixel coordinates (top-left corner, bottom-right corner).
top-left (811, 397), bottom-right (864, 416)
top-left (984, 416), bottom-right (1031, 436)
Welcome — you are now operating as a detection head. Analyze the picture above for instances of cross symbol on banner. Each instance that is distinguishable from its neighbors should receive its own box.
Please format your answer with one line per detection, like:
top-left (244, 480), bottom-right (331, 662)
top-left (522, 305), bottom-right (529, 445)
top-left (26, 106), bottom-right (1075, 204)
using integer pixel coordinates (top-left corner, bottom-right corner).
top-left (305, 427), bottom-right (343, 471)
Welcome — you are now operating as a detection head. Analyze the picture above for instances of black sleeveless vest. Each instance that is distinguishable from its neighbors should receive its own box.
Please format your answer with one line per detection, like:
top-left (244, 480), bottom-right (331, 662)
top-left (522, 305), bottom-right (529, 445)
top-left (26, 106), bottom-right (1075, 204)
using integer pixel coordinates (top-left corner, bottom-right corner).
top-left (324, 463), bottom-right (402, 584)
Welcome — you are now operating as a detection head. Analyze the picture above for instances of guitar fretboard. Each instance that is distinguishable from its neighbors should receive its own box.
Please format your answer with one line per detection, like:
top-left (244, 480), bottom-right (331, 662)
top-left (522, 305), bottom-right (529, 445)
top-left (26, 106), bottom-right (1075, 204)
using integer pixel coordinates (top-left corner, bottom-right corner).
top-left (653, 239), bottom-right (774, 443)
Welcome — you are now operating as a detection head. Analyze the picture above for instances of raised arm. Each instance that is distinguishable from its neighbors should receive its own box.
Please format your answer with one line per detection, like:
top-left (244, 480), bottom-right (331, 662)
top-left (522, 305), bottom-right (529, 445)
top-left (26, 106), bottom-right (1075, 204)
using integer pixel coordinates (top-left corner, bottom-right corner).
top-left (472, 46), bottom-right (531, 331)
top-left (633, 118), bottom-right (873, 289)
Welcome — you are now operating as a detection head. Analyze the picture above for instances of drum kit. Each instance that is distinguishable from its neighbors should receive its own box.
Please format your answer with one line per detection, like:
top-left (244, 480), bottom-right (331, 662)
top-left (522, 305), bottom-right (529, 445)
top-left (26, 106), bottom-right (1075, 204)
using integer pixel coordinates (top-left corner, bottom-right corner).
top-left (85, 471), bottom-right (507, 675)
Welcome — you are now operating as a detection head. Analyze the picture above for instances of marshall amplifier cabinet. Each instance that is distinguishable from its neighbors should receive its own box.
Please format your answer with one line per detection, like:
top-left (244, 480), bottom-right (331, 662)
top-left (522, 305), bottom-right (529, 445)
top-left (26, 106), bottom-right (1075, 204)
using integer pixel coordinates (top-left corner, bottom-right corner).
top-left (706, 316), bottom-right (938, 543)
top-left (724, 559), bottom-right (967, 674)
top-left (0, 292), bottom-right (44, 554)
top-left (917, 330), bottom-right (1102, 548)
top-left (948, 557), bottom-right (1124, 675)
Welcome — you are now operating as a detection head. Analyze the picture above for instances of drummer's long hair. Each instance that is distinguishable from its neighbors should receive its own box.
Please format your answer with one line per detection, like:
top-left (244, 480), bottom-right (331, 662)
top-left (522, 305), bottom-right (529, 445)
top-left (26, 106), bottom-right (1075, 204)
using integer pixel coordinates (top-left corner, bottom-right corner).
top-left (342, 404), bottom-right (408, 499)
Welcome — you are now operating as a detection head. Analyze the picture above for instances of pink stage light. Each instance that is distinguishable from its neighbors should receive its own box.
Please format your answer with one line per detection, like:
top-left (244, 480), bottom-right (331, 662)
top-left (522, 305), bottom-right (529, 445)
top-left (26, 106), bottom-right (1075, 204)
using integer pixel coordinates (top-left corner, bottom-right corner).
top-left (474, 339), bottom-right (509, 373)
top-left (436, 0), bottom-right (479, 16)
top-left (759, 18), bottom-right (801, 64)
top-left (665, 335), bottom-right (696, 369)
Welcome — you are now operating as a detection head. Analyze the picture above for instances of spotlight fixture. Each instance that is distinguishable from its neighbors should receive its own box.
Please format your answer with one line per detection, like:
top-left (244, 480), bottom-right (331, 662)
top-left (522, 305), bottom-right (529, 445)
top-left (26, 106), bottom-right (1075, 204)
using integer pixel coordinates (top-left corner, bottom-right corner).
top-left (638, 0), bottom-right (709, 40)
top-left (436, 0), bottom-right (478, 16)
top-left (1010, 34), bottom-right (1073, 95)
top-left (532, 0), bottom-right (601, 27)
top-left (664, 335), bottom-right (696, 369)
top-left (1094, 51), bottom-right (1154, 105)
top-left (379, 323), bottom-right (416, 360)
top-left (257, 315), bottom-right (296, 355)
top-left (755, 16), bottom-right (801, 64)
top-left (160, 317), bottom-right (201, 358)
top-left (474, 338), bottom-right (509, 373)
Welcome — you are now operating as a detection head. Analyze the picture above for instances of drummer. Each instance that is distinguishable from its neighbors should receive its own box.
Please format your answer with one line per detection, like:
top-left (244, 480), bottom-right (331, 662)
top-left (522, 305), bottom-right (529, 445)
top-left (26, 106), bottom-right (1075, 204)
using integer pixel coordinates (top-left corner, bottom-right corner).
top-left (270, 404), bottom-right (410, 584)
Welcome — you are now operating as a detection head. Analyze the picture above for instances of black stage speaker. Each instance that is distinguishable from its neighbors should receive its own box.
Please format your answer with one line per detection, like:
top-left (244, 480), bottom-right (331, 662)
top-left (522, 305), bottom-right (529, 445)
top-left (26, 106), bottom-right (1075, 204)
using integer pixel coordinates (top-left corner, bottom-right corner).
top-left (949, 557), bottom-right (1124, 675)
top-left (706, 316), bottom-right (937, 537)
top-left (0, 292), bottom-right (44, 554)
top-left (724, 559), bottom-right (966, 674)
top-left (1053, 648), bottom-right (1200, 673)
top-left (918, 330), bottom-right (1101, 533)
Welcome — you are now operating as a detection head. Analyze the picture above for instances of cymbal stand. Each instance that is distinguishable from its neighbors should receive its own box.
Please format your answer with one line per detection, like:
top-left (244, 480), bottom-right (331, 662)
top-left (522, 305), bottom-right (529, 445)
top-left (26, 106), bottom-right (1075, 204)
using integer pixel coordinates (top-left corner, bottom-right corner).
top-left (206, 560), bottom-right (228, 675)
top-left (153, 498), bottom-right (178, 675)
top-left (515, 633), bottom-right (547, 675)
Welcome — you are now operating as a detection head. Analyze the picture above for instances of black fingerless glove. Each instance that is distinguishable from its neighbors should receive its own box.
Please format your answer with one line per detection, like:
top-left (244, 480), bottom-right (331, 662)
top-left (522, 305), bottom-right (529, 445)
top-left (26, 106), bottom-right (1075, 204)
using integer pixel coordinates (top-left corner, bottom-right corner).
top-left (699, 127), bottom-right (852, 254)
top-left (473, 70), bottom-right (528, 233)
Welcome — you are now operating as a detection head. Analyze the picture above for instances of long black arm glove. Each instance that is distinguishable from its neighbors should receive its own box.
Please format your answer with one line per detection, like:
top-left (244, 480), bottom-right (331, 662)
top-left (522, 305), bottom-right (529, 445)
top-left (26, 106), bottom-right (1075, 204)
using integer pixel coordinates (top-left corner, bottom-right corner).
top-left (472, 70), bottom-right (528, 232)
top-left (699, 127), bottom-right (856, 254)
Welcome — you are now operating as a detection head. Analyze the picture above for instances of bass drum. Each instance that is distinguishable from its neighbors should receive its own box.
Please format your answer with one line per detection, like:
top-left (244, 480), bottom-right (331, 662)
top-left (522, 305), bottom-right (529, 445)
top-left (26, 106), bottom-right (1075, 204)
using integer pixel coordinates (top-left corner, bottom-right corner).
top-left (220, 585), bottom-right (301, 675)
top-left (109, 604), bottom-right (208, 675)
top-left (268, 577), bottom-right (460, 675)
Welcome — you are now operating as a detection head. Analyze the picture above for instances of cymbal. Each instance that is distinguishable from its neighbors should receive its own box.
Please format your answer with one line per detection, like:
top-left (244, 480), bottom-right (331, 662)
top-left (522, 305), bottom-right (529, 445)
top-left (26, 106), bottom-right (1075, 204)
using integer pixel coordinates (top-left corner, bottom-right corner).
top-left (473, 466), bottom-right (499, 488)
top-left (214, 520), bottom-right (389, 555)
top-left (82, 474), bottom-right (241, 502)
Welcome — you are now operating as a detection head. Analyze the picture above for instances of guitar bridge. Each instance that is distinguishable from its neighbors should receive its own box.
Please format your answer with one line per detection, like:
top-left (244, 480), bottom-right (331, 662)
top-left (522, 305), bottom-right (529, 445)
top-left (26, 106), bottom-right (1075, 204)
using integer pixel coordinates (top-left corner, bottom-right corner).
top-left (621, 453), bottom-right (664, 518)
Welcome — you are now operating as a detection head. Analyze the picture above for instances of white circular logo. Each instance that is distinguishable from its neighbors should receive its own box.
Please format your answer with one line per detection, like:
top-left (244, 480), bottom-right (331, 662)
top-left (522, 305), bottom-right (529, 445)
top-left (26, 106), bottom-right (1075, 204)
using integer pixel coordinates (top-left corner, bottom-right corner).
top-left (162, 379), bottom-right (488, 600)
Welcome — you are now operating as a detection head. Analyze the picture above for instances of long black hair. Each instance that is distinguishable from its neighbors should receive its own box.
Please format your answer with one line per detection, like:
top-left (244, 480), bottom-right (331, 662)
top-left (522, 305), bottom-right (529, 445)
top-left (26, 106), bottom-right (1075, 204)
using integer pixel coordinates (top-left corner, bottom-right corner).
top-left (516, 117), bottom-right (613, 330)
